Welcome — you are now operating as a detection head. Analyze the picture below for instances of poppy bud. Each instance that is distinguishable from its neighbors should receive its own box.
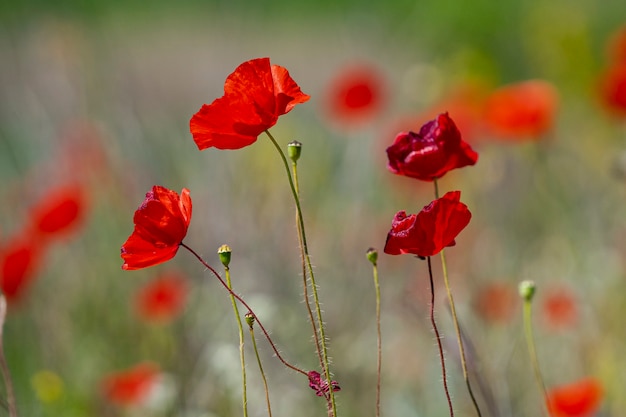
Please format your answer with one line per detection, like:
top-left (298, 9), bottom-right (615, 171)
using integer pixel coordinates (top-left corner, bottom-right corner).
top-left (217, 244), bottom-right (232, 268)
top-left (245, 313), bottom-right (255, 328)
top-left (287, 140), bottom-right (302, 162)
top-left (518, 280), bottom-right (536, 302)
top-left (365, 247), bottom-right (378, 265)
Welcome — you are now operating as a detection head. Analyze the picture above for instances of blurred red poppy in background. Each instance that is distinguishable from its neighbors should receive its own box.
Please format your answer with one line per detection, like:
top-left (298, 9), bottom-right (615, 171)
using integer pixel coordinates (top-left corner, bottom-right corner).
top-left (29, 184), bottom-right (86, 241)
top-left (482, 80), bottom-right (559, 139)
top-left (101, 362), bottom-right (160, 407)
top-left (121, 186), bottom-right (192, 270)
top-left (607, 24), bottom-right (626, 63)
top-left (473, 282), bottom-right (518, 324)
top-left (384, 191), bottom-right (471, 257)
top-left (0, 233), bottom-right (43, 302)
top-left (323, 63), bottom-right (386, 127)
top-left (190, 57), bottom-right (310, 150)
top-left (541, 285), bottom-right (578, 329)
top-left (598, 64), bottom-right (626, 117)
top-left (135, 271), bottom-right (189, 323)
top-left (546, 378), bottom-right (603, 417)
top-left (386, 113), bottom-right (478, 181)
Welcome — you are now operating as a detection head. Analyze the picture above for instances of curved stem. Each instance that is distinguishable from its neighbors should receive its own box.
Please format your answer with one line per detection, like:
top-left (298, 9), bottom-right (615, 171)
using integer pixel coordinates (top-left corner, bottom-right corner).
top-left (433, 180), bottom-right (483, 417)
top-left (264, 130), bottom-right (337, 416)
top-left (523, 300), bottom-right (550, 417)
top-left (427, 257), bottom-right (454, 417)
top-left (371, 260), bottom-right (382, 417)
top-left (180, 243), bottom-right (307, 377)
top-left (248, 322), bottom-right (273, 417)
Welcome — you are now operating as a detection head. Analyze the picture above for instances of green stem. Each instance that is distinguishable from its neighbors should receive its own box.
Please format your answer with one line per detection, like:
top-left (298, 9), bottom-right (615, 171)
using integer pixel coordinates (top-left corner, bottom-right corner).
top-left (371, 260), bottom-right (382, 417)
top-left (224, 266), bottom-right (248, 417)
top-left (265, 130), bottom-right (337, 417)
top-left (433, 179), bottom-right (482, 417)
top-left (523, 300), bottom-right (550, 417)
top-left (248, 318), bottom-right (273, 417)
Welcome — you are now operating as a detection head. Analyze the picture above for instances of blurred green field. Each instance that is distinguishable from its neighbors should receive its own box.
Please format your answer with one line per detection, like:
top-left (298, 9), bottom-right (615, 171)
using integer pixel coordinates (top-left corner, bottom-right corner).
top-left (1, 1), bottom-right (626, 416)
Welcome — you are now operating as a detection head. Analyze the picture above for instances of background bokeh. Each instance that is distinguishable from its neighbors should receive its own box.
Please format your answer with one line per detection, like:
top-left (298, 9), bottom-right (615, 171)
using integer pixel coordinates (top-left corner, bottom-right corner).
top-left (1, 1), bottom-right (626, 416)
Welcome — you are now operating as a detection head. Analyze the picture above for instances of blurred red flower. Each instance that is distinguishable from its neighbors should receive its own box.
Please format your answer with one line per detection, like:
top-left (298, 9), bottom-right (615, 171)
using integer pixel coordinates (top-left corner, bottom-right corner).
top-left (384, 191), bottom-right (471, 257)
top-left (121, 186), bottom-right (192, 270)
top-left (473, 282), bottom-right (518, 324)
top-left (598, 63), bottom-right (626, 117)
top-left (29, 184), bottom-right (86, 240)
top-left (190, 57), bottom-right (310, 150)
top-left (541, 285), bottom-right (578, 329)
top-left (547, 378), bottom-right (603, 417)
top-left (607, 24), bottom-right (626, 63)
top-left (0, 234), bottom-right (43, 302)
top-left (135, 272), bottom-right (189, 323)
top-left (323, 64), bottom-right (386, 126)
top-left (101, 362), bottom-right (160, 407)
top-left (386, 113), bottom-right (478, 181)
top-left (482, 80), bottom-right (559, 139)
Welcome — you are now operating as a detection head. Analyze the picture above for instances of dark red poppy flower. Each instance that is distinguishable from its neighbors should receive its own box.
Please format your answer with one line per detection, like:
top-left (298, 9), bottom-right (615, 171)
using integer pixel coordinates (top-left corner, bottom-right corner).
top-left (0, 233), bottom-right (43, 302)
top-left (547, 378), bottom-right (603, 417)
top-left (324, 64), bottom-right (386, 126)
top-left (29, 184), bottom-right (86, 240)
top-left (135, 271), bottom-right (189, 323)
top-left (473, 282), bottom-right (518, 324)
top-left (598, 64), bottom-right (626, 117)
top-left (190, 57), bottom-right (310, 150)
top-left (101, 362), bottom-right (160, 407)
top-left (121, 186), bottom-right (192, 270)
top-left (541, 285), bottom-right (578, 330)
top-left (482, 80), bottom-right (558, 139)
top-left (307, 370), bottom-right (341, 398)
top-left (384, 191), bottom-right (471, 257)
top-left (386, 113), bottom-right (478, 181)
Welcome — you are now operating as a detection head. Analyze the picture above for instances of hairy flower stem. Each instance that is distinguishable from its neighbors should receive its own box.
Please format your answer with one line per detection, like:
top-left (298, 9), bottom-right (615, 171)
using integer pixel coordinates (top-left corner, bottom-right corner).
top-left (265, 130), bottom-right (337, 417)
top-left (291, 154), bottom-right (324, 372)
top-left (369, 256), bottom-right (382, 417)
top-left (181, 243), bottom-right (308, 377)
top-left (224, 265), bottom-right (248, 417)
top-left (0, 297), bottom-right (16, 417)
top-left (248, 320), bottom-right (273, 417)
top-left (523, 299), bottom-right (550, 417)
top-left (433, 180), bottom-right (483, 417)
top-left (427, 257), bottom-right (454, 417)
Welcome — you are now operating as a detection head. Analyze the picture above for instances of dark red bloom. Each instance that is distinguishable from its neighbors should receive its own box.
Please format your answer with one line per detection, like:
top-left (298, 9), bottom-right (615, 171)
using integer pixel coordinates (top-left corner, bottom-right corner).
top-left (101, 362), bottom-right (160, 407)
top-left (547, 378), bottom-right (603, 417)
top-left (0, 234), bottom-right (43, 302)
top-left (307, 370), bottom-right (341, 398)
top-left (384, 191), bottom-right (471, 257)
top-left (598, 63), bottom-right (626, 117)
top-left (386, 113), bottom-right (478, 181)
top-left (121, 186), bottom-right (192, 270)
top-left (482, 80), bottom-right (558, 139)
top-left (190, 57), bottom-right (310, 150)
top-left (135, 271), bottom-right (189, 323)
top-left (29, 184), bottom-right (86, 240)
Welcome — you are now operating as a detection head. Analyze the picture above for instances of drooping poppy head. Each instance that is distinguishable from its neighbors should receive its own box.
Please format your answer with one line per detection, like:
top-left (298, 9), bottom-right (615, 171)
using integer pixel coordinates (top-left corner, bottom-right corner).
top-left (101, 362), bottom-right (160, 407)
top-left (546, 378), bottom-right (603, 417)
top-left (598, 63), bottom-right (626, 117)
top-left (28, 184), bottom-right (86, 241)
top-left (323, 63), bottom-right (386, 127)
top-left (135, 271), bottom-right (189, 323)
top-left (0, 233), bottom-right (44, 302)
top-left (540, 285), bottom-right (578, 330)
top-left (190, 57), bottom-right (310, 150)
top-left (384, 191), bottom-right (472, 257)
top-left (482, 80), bottom-right (559, 139)
top-left (121, 186), bottom-right (192, 270)
top-left (386, 113), bottom-right (478, 182)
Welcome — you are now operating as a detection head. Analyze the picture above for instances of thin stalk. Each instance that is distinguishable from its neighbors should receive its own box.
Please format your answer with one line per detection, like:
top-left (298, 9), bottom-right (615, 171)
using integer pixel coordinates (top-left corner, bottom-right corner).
top-left (433, 179), bottom-right (483, 417)
top-left (371, 259), bottom-right (382, 417)
top-left (427, 257), bottom-right (454, 417)
top-left (224, 265), bottom-right (248, 417)
top-left (248, 319), bottom-right (273, 417)
top-left (264, 130), bottom-right (337, 417)
top-left (0, 296), bottom-right (16, 417)
top-left (523, 299), bottom-right (550, 417)
top-left (180, 243), bottom-right (308, 377)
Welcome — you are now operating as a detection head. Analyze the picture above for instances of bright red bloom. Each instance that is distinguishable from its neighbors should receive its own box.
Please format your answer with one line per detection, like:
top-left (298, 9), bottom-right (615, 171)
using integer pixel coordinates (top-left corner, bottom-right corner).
top-left (386, 113), bottom-right (478, 181)
top-left (541, 285), bottom-right (578, 329)
top-left (190, 57), bottom-right (310, 150)
top-left (135, 272), bottom-right (189, 323)
top-left (0, 234), bottom-right (43, 302)
top-left (121, 186), bottom-right (192, 270)
top-left (384, 191), bottom-right (471, 257)
top-left (324, 64), bottom-right (386, 126)
top-left (547, 378), bottom-right (603, 417)
top-left (482, 80), bottom-right (558, 139)
top-left (598, 63), bottom-right (626, 117)
top-left (29, 184), bottom-right (86, 240)
top-left (101, 362), bottom-right (160, 407)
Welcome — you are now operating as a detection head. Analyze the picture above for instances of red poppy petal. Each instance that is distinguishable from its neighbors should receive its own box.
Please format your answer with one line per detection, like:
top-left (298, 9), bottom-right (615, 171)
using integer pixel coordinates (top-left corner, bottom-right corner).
top-left (121, 234), bottom-right (179, 271)
top-left (101, 362), bottom-right (159, 406)
top-left (270, 64), bottom-right (311, 115)
top-left (0, 235), bottom-right (43, 301)
top-left (547, 378), bottom-right (603, 417)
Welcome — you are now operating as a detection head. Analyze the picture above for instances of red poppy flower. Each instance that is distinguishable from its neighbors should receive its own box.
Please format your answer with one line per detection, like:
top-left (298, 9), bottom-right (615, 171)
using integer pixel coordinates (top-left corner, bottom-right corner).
top-left (482, 80), bottom-right (558, 139)
top-left (598, 63), bottom-right (626, 117)
top-left (190, 57), bottom-right (310, 150)
top-left (473, 282), bottom-right (518, 324)
top-left (135, 271), bottom-right (189, 323)
top-left (101, 362), bottom-right (160, 407)
top-left (541, 285), bottom-right (578, 329)
top-left (384, 191), bottom-right (471, 257)
top-left (121, 186), bottom-right (192, 270)
top-left (324, 64), bottom-right (386, 126)
top-left (546, 378), bottom-right (603, 417)
top-left (386, 113), bottom-right (478, 182)
top-left (0, 233), bottom-right (43, 302)
top-left (29, 184), bottom-right (86, 240)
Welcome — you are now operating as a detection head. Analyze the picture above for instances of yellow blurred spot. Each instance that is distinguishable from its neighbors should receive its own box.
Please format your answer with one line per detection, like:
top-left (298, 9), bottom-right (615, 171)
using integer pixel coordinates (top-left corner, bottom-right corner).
top-left (31, 370), bottom-right (64, 403)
